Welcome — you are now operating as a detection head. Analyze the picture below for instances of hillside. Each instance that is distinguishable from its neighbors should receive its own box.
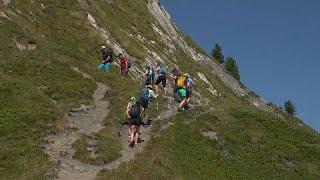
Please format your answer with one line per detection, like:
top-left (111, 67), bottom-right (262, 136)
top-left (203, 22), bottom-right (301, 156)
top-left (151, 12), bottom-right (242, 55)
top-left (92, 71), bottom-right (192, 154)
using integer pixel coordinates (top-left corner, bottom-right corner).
top-left (0, 0), bottom-right (320, 179)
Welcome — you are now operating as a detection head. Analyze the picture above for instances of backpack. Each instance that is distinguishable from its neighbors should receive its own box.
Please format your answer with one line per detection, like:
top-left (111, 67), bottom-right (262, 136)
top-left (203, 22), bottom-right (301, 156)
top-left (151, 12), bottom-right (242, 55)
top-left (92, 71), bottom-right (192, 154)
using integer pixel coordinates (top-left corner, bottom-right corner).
top-left (176, 75), bottom-right (187, 88)
top-left (129, 102), bottom-right (141, 119)
top-left (159, 65), bottom-right (167, 75)
top-left (140, 88), bottom-right (150, 104)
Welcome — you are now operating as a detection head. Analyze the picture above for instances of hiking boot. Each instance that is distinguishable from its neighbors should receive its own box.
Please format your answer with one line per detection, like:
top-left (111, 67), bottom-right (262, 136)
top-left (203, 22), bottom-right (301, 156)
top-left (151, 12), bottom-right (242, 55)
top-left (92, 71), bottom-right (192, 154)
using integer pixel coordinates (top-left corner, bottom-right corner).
top-left (177, 107), bottom-right (183, 112)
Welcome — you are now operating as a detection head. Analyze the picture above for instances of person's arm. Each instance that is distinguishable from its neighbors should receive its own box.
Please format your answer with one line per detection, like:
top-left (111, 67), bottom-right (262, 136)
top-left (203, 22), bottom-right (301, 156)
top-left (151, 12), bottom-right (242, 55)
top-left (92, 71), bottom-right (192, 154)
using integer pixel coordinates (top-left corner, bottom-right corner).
top-left (150, 90), bottom-right (158, 98)
top-left (126, 103), bottom-right (131, 118)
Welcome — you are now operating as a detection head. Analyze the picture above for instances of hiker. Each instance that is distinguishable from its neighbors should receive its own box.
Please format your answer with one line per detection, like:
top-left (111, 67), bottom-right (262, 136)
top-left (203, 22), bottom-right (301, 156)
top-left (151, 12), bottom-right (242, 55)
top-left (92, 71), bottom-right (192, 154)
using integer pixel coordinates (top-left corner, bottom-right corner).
top-left (185, 73), bottom-right (195, 110)
top-left (155, 62), bottom-right (168, 95)
top-left (174, 73), bottom-right (189, 111)
top-left (169, 68), bottom-right (181, 98)
top-left (140, 85), bottom-right (158, 124)
top-left (126, 97), bottom-right (143, 147)
top-left (98, 46), bottom-right (113, 73)
top-left (118, 53), bottom-right (130, 76)
top-left (144, 66), bottom-right (155, 86)
top-left (177, 87), bottom-right (187, 112)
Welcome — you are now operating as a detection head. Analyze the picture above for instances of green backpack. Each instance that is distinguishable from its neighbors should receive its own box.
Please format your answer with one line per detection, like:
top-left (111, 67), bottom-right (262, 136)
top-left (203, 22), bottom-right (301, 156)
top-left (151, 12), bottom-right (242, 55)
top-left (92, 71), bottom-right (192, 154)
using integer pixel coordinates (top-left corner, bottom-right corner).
top-left (159, 65), bottom-right (167, 75)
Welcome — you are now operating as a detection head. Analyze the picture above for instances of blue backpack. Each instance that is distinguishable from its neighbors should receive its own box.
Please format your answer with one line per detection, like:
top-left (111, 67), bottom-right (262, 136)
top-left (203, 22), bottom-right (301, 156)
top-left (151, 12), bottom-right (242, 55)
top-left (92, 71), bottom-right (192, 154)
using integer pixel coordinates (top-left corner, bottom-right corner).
top-left (140, 88), bottom-right (150, 104)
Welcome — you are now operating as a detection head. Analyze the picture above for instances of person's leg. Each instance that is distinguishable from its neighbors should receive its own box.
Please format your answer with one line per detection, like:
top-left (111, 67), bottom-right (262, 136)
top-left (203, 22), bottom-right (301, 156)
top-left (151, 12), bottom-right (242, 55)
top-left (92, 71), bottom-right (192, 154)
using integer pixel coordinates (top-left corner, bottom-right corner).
top-left (144, 107), bottom-right (149, 123)
top-left (155, 79), bottom-right (159, 93)
top-left (130, 125), bottom-right (136, 143)
top-left (98, 63), bottom-right (105, 71)
top-left (162, 76), bottom-right (167, 95)
top-left (179, 97), bottom-right (186, 111)
top-left (104, 62), bottom-right (111, 73)
top-left (134, 126), bottom-right (139, 145)
top-left (128, 125), bottom-right (131, 137)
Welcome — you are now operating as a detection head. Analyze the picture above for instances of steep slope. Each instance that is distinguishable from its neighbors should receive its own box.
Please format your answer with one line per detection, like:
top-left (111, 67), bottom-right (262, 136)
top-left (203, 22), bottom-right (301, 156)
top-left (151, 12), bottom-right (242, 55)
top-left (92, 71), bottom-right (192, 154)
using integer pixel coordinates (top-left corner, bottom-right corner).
top-left (0, 0), bottom-right (319, 179)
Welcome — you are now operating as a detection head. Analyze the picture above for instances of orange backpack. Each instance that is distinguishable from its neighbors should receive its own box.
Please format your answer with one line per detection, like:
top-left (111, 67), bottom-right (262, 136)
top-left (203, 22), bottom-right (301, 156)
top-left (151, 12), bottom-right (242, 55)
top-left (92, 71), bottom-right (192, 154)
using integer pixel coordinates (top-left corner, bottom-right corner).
top-left (176, 75), bottom-right (186, 88)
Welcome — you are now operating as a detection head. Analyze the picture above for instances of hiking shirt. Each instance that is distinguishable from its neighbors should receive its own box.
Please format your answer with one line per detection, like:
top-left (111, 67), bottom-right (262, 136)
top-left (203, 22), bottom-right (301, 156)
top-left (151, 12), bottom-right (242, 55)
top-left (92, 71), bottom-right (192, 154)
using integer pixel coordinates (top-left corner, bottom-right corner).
top-left (148, 89), bottom-right (157, 99)
top-left (102, 49), bottom-right (113, 64)
top-left (120, 56), bottom-right (127, 69)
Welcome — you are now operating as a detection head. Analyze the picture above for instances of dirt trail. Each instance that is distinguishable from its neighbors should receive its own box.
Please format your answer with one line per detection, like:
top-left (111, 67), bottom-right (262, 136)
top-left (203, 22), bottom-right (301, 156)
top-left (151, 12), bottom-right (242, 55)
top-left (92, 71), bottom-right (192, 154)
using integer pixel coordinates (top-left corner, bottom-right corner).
top-left (44, 68), bottom-right (178, 180)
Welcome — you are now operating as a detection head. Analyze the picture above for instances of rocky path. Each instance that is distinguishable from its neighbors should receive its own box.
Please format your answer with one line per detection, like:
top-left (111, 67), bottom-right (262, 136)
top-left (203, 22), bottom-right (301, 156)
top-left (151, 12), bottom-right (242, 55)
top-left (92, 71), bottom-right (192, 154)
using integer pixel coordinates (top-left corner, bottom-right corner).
top-left (44, 68), bottom-right (178, 180)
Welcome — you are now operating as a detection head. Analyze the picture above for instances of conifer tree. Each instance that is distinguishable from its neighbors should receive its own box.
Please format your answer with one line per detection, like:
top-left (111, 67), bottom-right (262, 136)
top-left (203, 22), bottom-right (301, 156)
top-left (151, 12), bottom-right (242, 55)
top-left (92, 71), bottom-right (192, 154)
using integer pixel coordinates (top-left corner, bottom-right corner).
top-left (225, 57), bottom-right (240, 80)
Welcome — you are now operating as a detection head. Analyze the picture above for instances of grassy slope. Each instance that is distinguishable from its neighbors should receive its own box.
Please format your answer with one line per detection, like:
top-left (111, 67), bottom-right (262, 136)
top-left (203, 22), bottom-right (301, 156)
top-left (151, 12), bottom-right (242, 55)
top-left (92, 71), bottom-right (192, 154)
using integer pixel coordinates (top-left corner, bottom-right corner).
top-left (0, 0), bottom-right (319, 179)
top-left (98, 106), bottom-right (320, 180)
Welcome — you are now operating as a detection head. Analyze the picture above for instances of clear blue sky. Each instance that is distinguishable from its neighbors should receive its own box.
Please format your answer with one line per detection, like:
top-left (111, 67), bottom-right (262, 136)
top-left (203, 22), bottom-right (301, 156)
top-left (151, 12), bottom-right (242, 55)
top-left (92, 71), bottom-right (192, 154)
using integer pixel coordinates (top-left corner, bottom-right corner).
top-left (161, 0), bottom-right (320, 131)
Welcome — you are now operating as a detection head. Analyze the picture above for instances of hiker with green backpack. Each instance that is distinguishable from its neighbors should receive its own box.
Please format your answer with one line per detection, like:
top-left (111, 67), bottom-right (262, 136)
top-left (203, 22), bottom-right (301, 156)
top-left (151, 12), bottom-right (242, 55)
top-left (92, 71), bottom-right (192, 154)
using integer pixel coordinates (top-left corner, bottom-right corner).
top-left (155, 62), bottom-right (168, 95)
top-left (140, 85), bottom-right (158, 124)
top-left (126, 97), bottom-right (143, 147)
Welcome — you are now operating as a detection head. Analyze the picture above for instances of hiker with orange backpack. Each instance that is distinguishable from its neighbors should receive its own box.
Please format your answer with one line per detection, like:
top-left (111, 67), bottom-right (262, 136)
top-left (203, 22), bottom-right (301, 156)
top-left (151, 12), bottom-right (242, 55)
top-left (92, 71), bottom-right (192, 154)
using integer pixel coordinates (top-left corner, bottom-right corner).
top-left (176, 73), bottom-right (188, 111)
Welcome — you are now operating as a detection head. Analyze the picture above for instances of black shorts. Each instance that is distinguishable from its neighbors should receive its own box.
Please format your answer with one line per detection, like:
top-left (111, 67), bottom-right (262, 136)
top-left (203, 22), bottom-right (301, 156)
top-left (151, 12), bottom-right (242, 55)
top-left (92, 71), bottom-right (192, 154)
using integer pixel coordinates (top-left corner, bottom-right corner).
top-left (141, 100), bottom-right (149, 109)
top-left (129, 118), bottom-right (142, 126)
top-left (186, 88), bottom-right (192, 98)
top-left (155, 75), bottom-right (166, 87)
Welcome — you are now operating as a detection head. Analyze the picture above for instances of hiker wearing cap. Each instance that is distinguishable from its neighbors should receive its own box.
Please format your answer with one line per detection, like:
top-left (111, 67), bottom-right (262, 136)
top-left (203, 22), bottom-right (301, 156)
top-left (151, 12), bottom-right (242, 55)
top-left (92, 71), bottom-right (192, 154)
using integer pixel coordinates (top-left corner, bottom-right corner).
top-left (118, 53), bottom-right (130, 76)
top-left (155, 62), bottom-right (168, 95)
top-left (98, 46), bottom-right (113, 73)
top-left (140, 85), bottom-right (158, 124)
top-left (144, 66), bottom-right (155, 86)
top-left (126, 97), bottom-right (143, 147)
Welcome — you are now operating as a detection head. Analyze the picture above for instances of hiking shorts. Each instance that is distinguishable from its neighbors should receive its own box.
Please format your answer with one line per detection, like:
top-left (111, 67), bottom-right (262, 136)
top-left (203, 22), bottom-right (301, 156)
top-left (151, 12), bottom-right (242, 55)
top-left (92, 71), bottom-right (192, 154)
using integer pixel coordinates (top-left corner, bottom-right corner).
top-left (178, 88), bottom-right (187, 98)
top-left (141, 100), bottom-right (149, 109)
top-left (186, 88), bottom-right (192, 98)
top-left (155, 74), bottom-right (166, 87)
top-left (129, 118), bottom-right (142, 126)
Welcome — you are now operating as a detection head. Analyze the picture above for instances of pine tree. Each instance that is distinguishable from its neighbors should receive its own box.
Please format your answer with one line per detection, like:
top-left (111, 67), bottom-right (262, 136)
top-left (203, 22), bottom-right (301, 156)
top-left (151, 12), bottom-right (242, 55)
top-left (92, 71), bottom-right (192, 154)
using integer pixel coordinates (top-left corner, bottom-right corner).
top-left (225, 57), bottom-right (240, 80)
top-left (211, 43), bottom-right (224, 64)
top-left (284, 100), bottom-right (297, 115)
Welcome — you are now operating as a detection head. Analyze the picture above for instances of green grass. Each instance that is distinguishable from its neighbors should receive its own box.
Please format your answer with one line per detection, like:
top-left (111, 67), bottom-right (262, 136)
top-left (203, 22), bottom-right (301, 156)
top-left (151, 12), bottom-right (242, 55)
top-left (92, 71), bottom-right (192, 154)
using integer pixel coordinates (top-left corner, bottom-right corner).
top-left (98, 106), bottom-right (320, 180)
top-left (0, 77), bottom-right (61, 179)
top-left (1, 0), bottom-right (320, 179)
